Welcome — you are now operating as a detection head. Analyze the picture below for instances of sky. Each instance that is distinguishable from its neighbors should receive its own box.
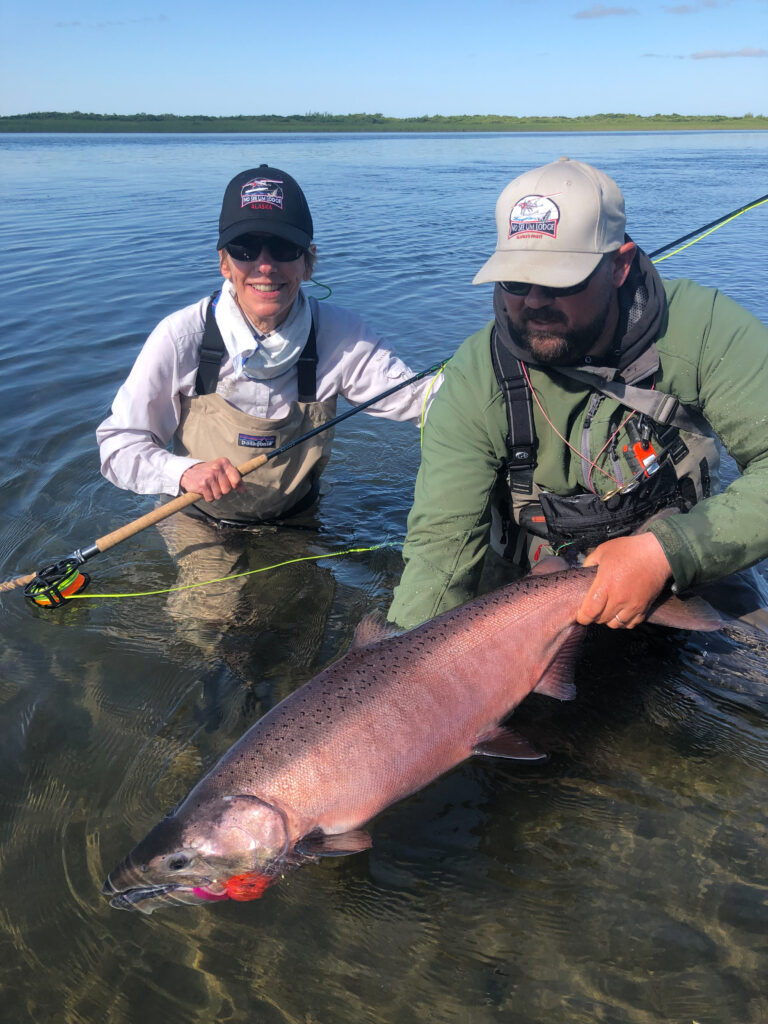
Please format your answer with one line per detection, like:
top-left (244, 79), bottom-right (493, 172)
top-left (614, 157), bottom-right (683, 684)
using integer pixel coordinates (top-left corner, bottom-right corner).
top-left (1, 0), bottom-right (766, 118)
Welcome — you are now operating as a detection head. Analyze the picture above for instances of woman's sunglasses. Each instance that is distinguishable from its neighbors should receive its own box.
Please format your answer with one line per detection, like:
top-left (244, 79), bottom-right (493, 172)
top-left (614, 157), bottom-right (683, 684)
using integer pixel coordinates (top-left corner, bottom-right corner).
top-left (225, 235), bottom-right (306, 263)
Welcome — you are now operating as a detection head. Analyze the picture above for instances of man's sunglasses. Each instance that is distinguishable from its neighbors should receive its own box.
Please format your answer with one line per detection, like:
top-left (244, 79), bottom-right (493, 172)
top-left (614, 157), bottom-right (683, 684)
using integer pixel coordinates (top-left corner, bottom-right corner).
top-left (225, 235), bottom-right (306, 263)
top-left (499, 255), bottom-right (608, 298)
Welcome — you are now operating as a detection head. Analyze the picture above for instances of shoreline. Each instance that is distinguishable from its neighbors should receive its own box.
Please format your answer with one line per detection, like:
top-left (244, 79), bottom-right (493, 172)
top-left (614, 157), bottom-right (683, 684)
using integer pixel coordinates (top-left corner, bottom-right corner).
top-left (2, 112), bottom-right (766, 134)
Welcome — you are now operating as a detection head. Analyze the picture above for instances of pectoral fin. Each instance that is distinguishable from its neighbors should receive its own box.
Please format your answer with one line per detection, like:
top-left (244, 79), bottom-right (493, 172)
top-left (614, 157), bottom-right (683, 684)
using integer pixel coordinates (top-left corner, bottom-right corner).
top-left (295, 829), bottom-right (373, 858)
top-left (474, 726), bottom-right (548, 762)
top-left (533, 624), bottom-right (582, 701)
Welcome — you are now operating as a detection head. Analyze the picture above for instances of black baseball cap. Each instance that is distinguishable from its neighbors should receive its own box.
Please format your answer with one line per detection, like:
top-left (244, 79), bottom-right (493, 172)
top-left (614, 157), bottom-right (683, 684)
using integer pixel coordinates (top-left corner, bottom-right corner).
top-left (217, 165), bottom-right (314, 250)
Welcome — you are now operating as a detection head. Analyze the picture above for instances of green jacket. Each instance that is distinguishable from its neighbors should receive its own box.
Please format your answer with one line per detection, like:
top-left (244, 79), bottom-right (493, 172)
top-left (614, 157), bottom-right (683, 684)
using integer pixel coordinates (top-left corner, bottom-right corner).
top-left (389, 279), bottom-right (768, 629)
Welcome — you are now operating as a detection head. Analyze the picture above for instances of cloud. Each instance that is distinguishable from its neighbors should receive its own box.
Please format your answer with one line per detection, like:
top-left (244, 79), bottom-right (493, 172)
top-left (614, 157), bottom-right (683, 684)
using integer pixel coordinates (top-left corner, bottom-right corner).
top-left (644, 46), bottom-right (768, 59)
top-left (691, 47), bottom-right (768, 58)
top-left (664, 0), bottom-right (717, 12)
top-left (573, 3), bottom-right (638, 17)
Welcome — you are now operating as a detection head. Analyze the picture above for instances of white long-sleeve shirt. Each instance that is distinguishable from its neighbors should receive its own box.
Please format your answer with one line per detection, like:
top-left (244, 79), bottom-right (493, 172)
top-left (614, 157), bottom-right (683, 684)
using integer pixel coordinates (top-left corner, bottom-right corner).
top-left (97, 294), bottom-right (439, 496)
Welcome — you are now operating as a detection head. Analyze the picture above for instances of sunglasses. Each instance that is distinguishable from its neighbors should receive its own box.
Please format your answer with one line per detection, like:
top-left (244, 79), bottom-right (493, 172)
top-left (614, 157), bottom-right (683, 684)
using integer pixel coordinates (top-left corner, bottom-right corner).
top-left (225, 235), bottom-right (305, 263)
top-left (499, 255), bottom-right (608, 298)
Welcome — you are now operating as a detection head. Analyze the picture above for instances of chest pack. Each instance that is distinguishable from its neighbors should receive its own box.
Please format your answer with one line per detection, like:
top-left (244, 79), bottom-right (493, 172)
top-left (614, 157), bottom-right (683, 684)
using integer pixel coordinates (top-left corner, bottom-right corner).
top-left (490, 329), bottom-right (718, 561)
top-left (195, 292), bottom-right (319, 401)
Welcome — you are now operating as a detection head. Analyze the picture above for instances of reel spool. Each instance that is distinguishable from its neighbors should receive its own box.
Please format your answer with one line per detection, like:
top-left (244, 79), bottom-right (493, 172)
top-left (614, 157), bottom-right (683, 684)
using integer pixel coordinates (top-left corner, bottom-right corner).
top-left (24, 558), bottom-right (90, 608)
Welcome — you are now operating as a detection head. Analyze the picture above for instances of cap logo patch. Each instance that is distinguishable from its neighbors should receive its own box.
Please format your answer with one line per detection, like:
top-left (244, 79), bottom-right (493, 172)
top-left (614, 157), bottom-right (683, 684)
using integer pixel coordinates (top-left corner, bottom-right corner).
top-left (508, 194), bottom-right (561, 240)
top-left (241, 178), bottom-right (284, 211)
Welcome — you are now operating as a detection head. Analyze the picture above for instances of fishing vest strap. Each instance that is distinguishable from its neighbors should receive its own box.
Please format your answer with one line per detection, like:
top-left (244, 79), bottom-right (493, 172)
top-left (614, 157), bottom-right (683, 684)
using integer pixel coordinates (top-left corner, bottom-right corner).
top-left (490, 329), bottom-right (536, 495)
top-left (195, 293), bottom-right (318, 401)
top-left (557, 368), bottom-right (710, 436)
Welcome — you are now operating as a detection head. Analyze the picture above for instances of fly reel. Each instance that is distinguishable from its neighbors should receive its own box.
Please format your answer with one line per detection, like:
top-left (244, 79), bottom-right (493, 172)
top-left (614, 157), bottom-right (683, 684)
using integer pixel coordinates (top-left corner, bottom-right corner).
top-left (24, 558), bottom-right (91, 608)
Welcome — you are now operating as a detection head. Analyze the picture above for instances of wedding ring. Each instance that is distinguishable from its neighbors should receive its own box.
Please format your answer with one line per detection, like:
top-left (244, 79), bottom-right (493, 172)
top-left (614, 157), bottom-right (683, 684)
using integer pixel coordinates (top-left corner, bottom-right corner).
top-left (613, 613), bottom-right (626, 625)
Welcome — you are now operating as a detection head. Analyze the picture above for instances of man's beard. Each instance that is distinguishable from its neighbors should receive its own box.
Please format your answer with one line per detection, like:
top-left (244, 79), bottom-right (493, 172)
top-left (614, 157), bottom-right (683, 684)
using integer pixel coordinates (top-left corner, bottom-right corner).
top-left (514, 302), bottom-right (612, 365)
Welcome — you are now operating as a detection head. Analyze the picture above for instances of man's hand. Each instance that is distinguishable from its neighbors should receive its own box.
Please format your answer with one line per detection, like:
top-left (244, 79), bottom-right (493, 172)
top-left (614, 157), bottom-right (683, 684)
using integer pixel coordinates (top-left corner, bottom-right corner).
top-left (180, 458), bottom-right (244, 503)
top-left (576, 532), bottom-right (673, 629)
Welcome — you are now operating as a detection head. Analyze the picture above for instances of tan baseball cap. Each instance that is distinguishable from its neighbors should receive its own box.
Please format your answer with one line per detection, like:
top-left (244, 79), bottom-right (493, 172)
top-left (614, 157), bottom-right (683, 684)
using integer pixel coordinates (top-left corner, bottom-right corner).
top-left (473, 157), bottom-right (626, 288)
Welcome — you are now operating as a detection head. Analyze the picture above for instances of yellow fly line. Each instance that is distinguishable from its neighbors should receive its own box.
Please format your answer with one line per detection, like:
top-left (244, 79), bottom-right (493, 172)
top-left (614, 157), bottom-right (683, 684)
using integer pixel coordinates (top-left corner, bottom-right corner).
top-left (63, 544), bottom-right (387, 600)
top-left (651, 195), bottom-right (768, 264)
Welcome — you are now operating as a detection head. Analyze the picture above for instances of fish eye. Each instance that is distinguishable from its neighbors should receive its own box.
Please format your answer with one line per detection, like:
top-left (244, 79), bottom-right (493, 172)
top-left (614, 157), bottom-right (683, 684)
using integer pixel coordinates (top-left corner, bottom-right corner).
top-left (166, 854), bottom-right (190, 871)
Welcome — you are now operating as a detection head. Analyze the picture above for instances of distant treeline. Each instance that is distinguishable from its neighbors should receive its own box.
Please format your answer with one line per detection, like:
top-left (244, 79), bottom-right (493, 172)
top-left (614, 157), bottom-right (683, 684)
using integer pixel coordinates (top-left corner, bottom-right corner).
top-left (2, 111), bottom-right (767, 133)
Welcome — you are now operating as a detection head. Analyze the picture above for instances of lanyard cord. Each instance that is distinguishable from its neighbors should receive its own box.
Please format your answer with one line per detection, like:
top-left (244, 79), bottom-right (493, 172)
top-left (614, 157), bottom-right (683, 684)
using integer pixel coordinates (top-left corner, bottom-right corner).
top-left (521, 364), bottom-right (668, 495)
top-left (521, 361), bottom-right (632, 491)
top-left (585, 407), bottom-right (638, 493)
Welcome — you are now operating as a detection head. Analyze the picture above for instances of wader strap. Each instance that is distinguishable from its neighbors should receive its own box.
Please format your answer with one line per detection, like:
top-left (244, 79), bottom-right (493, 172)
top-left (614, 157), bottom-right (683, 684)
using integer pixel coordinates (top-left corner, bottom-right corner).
top-left (195, 294), bottom-right (318, 400)
top-left (196, 292), bottom-right (226, 396)
top-left (490, 329), bottom-right (537, 495)
top-left (296, 318), bottom-right (318, 403)
top-left (557, 368), bottom-right (710, 436)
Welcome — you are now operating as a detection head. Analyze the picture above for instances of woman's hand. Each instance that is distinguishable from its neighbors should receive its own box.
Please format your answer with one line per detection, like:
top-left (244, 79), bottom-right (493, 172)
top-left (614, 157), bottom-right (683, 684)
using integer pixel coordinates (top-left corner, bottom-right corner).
top-left (180, 458), bottom-right (244, 503)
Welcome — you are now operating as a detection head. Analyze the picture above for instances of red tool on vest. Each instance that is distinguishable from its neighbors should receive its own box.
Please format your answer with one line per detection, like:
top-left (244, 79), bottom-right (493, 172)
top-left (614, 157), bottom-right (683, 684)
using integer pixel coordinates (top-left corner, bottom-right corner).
top-left (624, 416), bottom-right (660, 478)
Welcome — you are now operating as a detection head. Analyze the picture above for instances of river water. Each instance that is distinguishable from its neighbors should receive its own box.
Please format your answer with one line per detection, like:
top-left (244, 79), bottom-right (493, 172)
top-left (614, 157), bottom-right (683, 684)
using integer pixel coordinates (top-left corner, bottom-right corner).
top-left (0, 131), bottom-right (766, 1024)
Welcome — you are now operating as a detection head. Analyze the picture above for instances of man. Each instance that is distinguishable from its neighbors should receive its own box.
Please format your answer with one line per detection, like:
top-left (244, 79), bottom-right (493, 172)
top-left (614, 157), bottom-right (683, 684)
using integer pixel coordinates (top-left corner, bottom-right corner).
top-left (98, 165), bottom-right (437, 625)
top-left (388, 157), bottom-right (768, 632)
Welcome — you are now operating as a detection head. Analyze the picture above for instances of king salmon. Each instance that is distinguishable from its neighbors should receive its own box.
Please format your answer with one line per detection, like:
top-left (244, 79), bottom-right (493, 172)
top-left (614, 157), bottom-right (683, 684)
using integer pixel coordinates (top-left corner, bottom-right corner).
top-left (103, 566), bottom-right (722, 912)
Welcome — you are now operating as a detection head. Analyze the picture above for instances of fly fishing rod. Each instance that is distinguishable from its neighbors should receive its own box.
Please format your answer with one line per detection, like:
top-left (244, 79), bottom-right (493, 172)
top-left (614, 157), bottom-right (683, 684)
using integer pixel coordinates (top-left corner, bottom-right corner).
top-left (1, 360), bottom-right (447, 607)
top-left (647, 193), bottom-right (768, 260)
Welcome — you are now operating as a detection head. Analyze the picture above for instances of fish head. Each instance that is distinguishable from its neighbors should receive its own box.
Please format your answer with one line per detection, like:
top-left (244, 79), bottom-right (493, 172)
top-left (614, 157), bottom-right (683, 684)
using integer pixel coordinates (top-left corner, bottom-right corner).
top-left (103, 794), bottom-right (290, 913)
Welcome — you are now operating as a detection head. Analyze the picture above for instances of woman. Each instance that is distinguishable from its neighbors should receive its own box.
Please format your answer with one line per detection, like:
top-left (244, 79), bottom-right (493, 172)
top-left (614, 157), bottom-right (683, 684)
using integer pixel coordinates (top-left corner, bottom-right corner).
top-left (98, 164), bottom-right (437, 625)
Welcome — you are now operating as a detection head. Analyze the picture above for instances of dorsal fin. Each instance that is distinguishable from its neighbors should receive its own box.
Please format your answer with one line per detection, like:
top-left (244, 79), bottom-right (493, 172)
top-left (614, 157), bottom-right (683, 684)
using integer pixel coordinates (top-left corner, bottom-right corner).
top-left (351, 612), bottom-right (399, 648)
top-left (529, 555), bottom-right (571, 576)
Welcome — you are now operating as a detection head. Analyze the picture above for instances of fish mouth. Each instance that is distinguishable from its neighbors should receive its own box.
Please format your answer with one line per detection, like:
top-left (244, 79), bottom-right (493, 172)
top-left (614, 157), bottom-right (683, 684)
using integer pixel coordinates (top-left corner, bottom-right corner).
top-left (104, 880), bottom-right (228, 914)
top-left (108, 883), bottom-right (183, 912)
top-left (102, 873), bottom-right (228, 914)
